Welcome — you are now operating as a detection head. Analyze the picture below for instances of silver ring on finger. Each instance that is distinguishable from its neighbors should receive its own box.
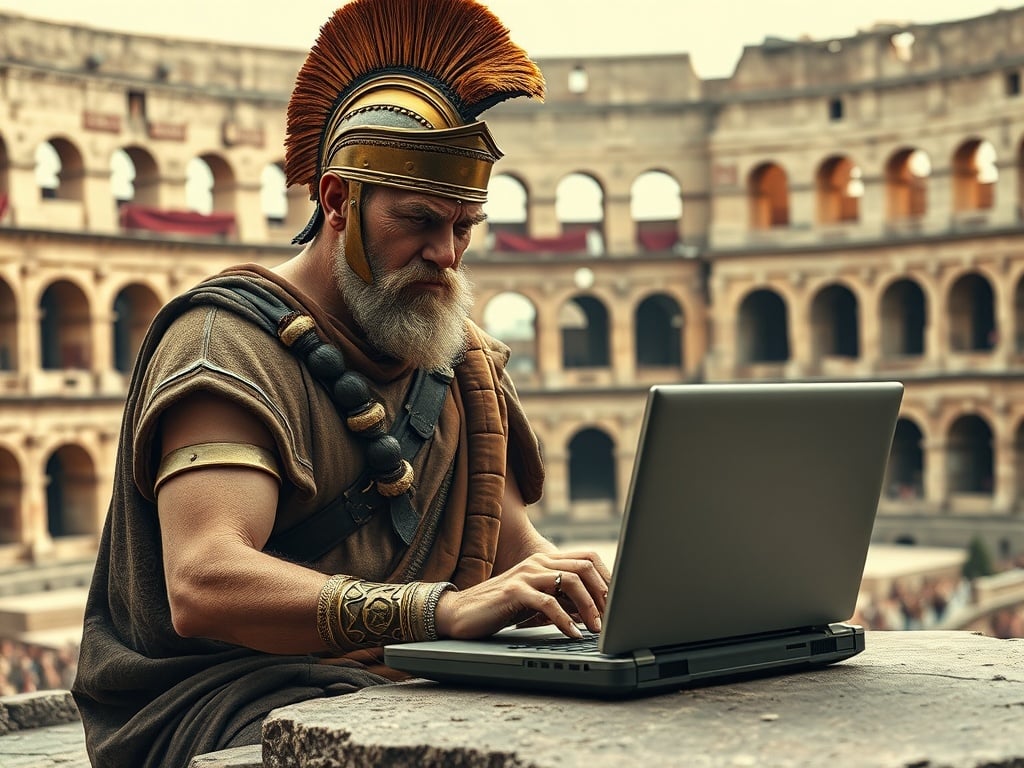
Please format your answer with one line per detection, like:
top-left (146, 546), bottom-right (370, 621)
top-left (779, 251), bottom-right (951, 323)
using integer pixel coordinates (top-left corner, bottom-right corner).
top-left (553, 572), bottom-right (563, 596)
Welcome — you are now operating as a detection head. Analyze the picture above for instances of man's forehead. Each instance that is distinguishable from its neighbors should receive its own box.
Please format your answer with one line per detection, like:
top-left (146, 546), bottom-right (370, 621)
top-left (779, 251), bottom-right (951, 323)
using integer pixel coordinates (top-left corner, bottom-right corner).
top-left (379, 188), bottom-right (484, 217)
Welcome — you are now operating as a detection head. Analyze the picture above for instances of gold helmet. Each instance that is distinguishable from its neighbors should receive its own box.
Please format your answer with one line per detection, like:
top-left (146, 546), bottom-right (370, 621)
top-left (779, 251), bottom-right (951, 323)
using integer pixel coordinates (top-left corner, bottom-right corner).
top-left (285, 0), bottom-right (546, 283)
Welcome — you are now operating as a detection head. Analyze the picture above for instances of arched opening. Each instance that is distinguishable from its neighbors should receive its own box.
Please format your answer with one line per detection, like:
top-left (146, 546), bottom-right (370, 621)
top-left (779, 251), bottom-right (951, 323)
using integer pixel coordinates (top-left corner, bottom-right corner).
top-left (810, 284), bottom-right (859, 359)
top-left (35, 138), bottom-right (85, 201)
top-left (486, 173), bottom-right (529, 249)
top-left (886, 147), bottom-right (930, 221)
top-left (886, 418), bottom-right (924, 500)
top-left (0, 277), bottom-right (16, 370)
top-left (39, 280), bottom-right (91, 370)
top-left (186, 156), bottom-right (214, 214)
top-left (568, 428), bottom-right (617, 509)
top-left (952, 138), bottom-right (997, 213)
top-left (45, 445), bottom-right (98, 537)
top-left (816, 155), bottom-right (862, 224)
top-left (947, 415), bottom-right (993, 495)
top-left (112, 284), bottom-right (162, 373)
top-left (482, 292), bottom-right (537, 375)
top-left (737, 289), bottom-right (790, 363)
top-left (0, 448), bottom-right (21, 544)
top-left (880, 279), bottom-right (927, 358)
top-left (560, 295), bottom-right (610, 368)
top-left (748, 162), bottom-right (789, 229)
top-left (631, 170), bottom-right (682, 252)
top-left (635, 293), bottom-right (683, 367)
top-left (556, 173), bottom-right (605, 255)
top-left (261, 162), bottom-right (287, 227)
top-left (948, 273), bottom-right (996, 352)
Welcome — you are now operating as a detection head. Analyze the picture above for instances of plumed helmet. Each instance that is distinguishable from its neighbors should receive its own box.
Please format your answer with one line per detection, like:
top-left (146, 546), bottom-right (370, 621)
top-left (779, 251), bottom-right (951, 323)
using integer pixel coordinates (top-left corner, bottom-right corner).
top-left (285, 0), bottom-right (546, 282)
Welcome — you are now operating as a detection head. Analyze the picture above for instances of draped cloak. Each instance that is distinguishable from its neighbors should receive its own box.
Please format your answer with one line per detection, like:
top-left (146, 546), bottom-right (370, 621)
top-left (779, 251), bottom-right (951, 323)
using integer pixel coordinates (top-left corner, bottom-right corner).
top-left (70, 265), bottom-right (545, 768)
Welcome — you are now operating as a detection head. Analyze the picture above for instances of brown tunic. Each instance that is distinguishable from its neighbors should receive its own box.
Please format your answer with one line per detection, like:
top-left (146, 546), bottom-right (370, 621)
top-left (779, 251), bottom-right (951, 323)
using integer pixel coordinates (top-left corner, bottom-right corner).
top-left (71, 265), bottom-right (544, 768)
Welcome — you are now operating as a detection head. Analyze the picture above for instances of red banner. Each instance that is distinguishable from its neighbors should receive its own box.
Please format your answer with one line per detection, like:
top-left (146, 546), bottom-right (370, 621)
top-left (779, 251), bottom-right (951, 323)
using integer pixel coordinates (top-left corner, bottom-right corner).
top-left (119, 204), bottom-right (236, 237)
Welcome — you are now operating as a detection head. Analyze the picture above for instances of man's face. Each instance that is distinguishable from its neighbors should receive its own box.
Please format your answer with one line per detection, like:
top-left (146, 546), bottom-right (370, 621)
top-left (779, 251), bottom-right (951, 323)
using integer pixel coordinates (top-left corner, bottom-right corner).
top-left (333, 186), bottom-right (483, 371)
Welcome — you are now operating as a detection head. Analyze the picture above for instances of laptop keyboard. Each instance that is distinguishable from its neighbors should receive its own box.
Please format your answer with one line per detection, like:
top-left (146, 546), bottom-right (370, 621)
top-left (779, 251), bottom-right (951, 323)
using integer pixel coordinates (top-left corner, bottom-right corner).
top-left (506, 630), bottom-right (600, 654)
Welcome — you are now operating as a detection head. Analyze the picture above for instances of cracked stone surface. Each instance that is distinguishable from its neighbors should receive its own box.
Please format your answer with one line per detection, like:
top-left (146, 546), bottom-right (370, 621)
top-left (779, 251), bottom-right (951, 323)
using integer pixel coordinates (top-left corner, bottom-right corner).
top-left (263, 631), bottom-right (1024, 768)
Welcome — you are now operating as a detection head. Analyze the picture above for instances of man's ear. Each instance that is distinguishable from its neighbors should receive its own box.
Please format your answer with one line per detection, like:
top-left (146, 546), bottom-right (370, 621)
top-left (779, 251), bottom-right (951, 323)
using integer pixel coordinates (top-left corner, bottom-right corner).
top-left (319, 173), bottom-right (351, 233)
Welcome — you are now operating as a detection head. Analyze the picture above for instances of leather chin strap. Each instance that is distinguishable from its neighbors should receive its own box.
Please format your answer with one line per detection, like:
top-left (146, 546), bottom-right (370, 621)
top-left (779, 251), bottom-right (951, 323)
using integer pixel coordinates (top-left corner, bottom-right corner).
top-left (344, 179), bottom-right (374, 284)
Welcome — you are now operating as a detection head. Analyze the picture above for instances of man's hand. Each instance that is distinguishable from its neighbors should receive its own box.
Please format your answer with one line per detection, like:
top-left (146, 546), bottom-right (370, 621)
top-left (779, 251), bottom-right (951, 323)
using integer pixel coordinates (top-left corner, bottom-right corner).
top-left (434, 550), bottom-right (611, 640)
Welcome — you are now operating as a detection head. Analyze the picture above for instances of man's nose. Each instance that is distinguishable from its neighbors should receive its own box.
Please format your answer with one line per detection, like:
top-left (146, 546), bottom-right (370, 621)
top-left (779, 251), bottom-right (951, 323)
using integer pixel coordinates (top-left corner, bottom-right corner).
top-left (422, 228), bottom-right (459, 270)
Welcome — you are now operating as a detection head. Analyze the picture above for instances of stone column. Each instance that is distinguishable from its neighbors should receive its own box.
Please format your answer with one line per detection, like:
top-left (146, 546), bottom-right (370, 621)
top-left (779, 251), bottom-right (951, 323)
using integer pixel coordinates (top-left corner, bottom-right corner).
top-left (528, 194), bottom-right (559, 239)
top-left (535, 299), bottom-right (563, 388)
top-left (993, 439), bottom-right (1016, 514)
top-left (81, 166), bottom-right (118, 233)
top-left (603, 192), bottom-right (633, 256)
top-left (924, 438), bottom-right (948, 510)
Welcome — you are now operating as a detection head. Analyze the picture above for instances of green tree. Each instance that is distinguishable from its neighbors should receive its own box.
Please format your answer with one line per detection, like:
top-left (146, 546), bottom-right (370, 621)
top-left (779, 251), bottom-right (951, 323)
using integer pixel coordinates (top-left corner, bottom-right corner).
top-left (962, 535), bottom-right (994, 580)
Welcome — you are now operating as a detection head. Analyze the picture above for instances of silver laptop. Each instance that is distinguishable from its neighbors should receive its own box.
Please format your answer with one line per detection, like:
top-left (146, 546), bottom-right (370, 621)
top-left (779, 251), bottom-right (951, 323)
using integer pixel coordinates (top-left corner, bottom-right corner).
top-left (384, 381), bottom-right (904, 695)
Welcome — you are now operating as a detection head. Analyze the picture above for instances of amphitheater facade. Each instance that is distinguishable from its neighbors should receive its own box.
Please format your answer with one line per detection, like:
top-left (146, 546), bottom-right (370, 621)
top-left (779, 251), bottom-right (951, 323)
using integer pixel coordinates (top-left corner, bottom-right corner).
top-left (1, 7), bottom-right (1023, 568)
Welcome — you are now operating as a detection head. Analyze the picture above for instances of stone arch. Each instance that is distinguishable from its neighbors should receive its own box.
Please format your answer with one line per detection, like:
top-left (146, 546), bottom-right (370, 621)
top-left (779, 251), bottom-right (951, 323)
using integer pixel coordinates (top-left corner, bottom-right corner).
top-left (631, 169), bottom-right (681, 252)
top-left (0, 276), bottom-right (16, 370)
top-left (486, 173), bottom-right (530, 248)
top-left (885, 417), bottom-right (925, 500)
top-left (112, 145), bottom-right (160, 207)
top-left (952, 138), bottom-right (997, 213)
top-left (947, 414), bottom-right (993, 495)
top-left (948, 272), bottom-right (996, 352)
top-left (816, 154), bottom-right (862, 224)
top-left (885, 147), bottom-right (930, 221)
top-left (0, 446), bottom-right (22, 544)
top-left (482, 291), bottom-right (537, 375)
top-left (556, 172), bottom-right (605, 255)
top-left (0, 133), bottom-right (10, 212)
top-left (748, 161), bottom-right (789, 229)
top-left (810, 282), bottom-right (860, 359)
top-left (36, 136), bottom-right (85, 201)
top-left (737, 288), bottom-right (790, 363)
top-left (45, 444), bottom-right (99, 537)
top-left (187, 153), bottom-right (236, 214)
top-left (112, 283), bottom-right (162, 373)
top-left (880, 278), bottom-right (927, 358)
top-left (560, 294), bottom-right (610, 368)
top-left (568, 426), bottom-right (617, 509)
top-left (635, 292), bottom-right (683, 368)
top-left (39, 279), bottom-right (91, 370)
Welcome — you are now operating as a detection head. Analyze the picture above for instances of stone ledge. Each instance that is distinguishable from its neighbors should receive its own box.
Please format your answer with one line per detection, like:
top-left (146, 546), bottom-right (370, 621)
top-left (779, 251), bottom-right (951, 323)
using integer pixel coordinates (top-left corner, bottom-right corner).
top-left (262, 631), bottom-right (1024, 768)
top-left (0, 690), bottom-right (79, 735)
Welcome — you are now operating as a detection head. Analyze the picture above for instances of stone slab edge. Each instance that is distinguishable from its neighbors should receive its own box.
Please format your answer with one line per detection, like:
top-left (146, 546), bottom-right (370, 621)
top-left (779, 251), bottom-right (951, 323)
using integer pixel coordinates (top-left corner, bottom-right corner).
top-left (0, 690), bottom-right (80, 735)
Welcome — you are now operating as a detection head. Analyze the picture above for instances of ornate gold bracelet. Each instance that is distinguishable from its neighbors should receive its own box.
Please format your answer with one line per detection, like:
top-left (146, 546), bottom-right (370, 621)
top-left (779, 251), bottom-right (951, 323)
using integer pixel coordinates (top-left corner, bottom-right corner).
top-left (315, 575), bottom-right (455, 653)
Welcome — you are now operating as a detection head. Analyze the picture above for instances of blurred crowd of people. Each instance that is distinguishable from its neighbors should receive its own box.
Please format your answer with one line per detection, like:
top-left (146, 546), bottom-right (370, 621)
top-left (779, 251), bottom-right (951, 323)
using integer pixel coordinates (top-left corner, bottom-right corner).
top-left (0, 639), bottom-right (78, 695)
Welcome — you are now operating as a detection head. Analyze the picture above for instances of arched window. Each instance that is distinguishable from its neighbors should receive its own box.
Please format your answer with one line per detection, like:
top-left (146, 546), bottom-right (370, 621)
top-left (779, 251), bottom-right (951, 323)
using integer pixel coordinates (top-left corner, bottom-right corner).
top-left (186, 157), bottom-right (215, 214)
top-left (556, 173), bottom-right (605, 255)
top-left (261, 162), bottom-right (287, 227)
top-left (947, 415), bottom-right (993, 495)
top-left (952, 138), bottom-right (997, 213)
top-left (39, 281), bottom-right (91, 370)
top-left (560, 295), bottom-right (610, 368)
top-left (880, 279), bottom-right (927, 358)
top-left (810, 284), bottom-right (859, 359)
top-left (737, 289), bottom-right (789, 363)
top-left (886, 418), bottom-right (924, 500)
top-left (635, 294), bottom-right (683, 367)
top-left (483, 292), bottom-right (537, 374)
top-left (886, 147), bottom-right (930, 221)
top-left (486, 174), bottom-right (530, 249)
top-left (112, 284), bottom-right (162, 373)
top-left (748, 162), bottom-right (789, 229)
top-left (46, 445), bottom-right (98, 537)
top-left (0, 278), bottom-right (16, 371)
top-left (631, 171), bottom-right (682, 252)
top-left (568, 428), bottom-right (616, 505)
top-left (0, 448), bottom-right (21, 544)
top-left (816, 155), bottom-right (862, 224)
top-left (36, 138), bottom-right (85, 201)
top-left (949, 273), bottom-right (996, 352)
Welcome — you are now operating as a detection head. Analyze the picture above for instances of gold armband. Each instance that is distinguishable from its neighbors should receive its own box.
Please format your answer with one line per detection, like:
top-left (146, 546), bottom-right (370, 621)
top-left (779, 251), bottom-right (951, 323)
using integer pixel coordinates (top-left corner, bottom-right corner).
top-left (154, 442), bottom-right (281, 494)
top-left (315, 575), bottom-right (455, 653)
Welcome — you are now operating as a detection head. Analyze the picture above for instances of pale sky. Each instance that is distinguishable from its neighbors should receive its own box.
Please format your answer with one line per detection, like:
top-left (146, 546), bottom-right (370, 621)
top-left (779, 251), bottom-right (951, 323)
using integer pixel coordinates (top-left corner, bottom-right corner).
top-left (0, 1), bottom-right (1014, 79)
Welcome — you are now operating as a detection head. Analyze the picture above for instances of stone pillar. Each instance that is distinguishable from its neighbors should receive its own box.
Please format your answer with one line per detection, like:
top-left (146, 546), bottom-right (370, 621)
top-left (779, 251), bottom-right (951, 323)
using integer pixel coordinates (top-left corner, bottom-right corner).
top-left (231, 179), bottom-right (267, 242)
top-left (609, 292), bottom-right (635, 384)
top-left (993, 439), bottom-right (1016, 514)
top-left (5, 159), bottom-right (44, 228)
top-left (924, 438), bottom-right (948, 510)
top-left (81, 166), bottom-right (118, 233)
top-left (91, 308), bottom-right (114, 377)
top-left (529, 194), bottom-right (559, 239)
top-left (535, 300), bottom-right (563, 388)
top-left (20, 440), bottom-right (51, 559)
top-left (604, 192), bottom-right (633, 255)
top-left (542, 448), bottom-right (569, 518)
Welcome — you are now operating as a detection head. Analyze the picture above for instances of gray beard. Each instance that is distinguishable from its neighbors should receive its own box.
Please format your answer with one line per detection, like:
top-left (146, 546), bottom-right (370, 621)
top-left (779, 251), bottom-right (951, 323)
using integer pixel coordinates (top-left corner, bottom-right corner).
top-left (334, 247), bottom-right (474, 372)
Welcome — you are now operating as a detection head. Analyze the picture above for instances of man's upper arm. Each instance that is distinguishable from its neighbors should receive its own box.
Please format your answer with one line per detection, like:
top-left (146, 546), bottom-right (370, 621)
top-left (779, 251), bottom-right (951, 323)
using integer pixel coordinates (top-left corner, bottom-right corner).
top-left (493, 465), bottom-right (556, 574)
